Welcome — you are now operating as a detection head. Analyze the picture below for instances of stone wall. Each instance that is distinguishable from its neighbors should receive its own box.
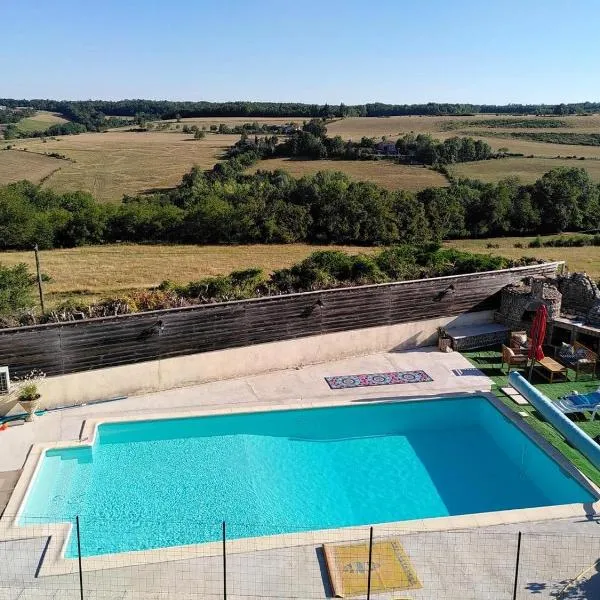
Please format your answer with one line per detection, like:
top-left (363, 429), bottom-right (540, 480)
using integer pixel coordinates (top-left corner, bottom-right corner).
top-left (557, 273), bottom-right (600, 319)
top-left (498, 276), bottom-right (562, 331)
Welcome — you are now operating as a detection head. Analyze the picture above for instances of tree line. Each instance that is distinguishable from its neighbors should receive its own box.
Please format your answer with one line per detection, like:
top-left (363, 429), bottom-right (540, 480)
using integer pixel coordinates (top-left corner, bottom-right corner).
top-left (1, 157), bottom-right (599, 251)
top-left (0, 107), bottom-right (36, 124)
top-left (229, 119), bottom-right (494, 166)
top-left (2, 98), bottom-right (600, 122)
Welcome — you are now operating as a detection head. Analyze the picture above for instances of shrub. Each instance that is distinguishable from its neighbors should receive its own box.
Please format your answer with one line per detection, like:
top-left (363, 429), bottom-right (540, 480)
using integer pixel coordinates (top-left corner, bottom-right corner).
top-left (0, 263), bottom-right (35, 316)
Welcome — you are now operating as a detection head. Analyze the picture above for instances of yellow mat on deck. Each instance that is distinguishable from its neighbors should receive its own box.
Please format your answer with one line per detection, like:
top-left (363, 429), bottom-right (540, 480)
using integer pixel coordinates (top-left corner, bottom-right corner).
top-left (323, 539), bottom-right (421, 597)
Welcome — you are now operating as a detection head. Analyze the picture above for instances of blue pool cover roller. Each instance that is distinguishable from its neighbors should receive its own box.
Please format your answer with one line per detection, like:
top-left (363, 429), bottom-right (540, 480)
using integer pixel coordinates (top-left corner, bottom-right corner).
top-left (509, 371), bottom-right (600, 470)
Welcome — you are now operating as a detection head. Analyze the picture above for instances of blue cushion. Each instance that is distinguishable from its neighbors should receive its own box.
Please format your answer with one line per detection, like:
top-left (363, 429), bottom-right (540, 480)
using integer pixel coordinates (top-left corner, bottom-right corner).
top-left (575, 348), bottom-right (588, 360)
top-left (559, 343), bottom-right (576, 359)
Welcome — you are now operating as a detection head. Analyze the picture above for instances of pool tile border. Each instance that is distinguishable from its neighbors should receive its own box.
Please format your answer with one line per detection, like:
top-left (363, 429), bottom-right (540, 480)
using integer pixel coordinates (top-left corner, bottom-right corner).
top-left (1, 390), bottom-right (599, 576)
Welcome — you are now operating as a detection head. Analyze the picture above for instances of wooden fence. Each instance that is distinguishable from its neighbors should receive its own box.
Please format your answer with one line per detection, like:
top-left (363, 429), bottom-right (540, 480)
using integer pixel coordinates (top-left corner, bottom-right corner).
top-left (0, 263), bottom-right (560, 377)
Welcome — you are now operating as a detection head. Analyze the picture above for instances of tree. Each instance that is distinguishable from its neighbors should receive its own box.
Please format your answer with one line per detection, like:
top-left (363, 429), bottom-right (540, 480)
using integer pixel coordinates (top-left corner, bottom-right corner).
top-left (194, 129), bottom-right (205, 140)
top-left (302, 118), bottom-right (327, 138)
top-left (418, 187), bottom-right (466, 239)
top-left (533, 167), bottom-right (600, 232)
top-left (0, 263), bottom-right (35, 316)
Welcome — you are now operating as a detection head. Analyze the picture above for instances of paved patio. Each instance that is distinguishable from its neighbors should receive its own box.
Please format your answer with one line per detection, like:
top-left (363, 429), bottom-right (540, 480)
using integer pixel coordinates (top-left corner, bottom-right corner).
top-left (1, 347), bottom-right (599, 599)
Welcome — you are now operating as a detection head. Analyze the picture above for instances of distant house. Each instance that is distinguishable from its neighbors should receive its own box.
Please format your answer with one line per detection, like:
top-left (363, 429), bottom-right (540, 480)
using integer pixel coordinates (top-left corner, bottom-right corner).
top-left (0, 106), bottom-right (7, 111)
top-left (373, 140), bottom-right (398, 156)
top-left (281, 124), bottom-right (300, 135)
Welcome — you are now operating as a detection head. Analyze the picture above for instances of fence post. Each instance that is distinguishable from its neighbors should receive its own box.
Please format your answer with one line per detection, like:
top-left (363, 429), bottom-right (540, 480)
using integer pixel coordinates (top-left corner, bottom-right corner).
top-left (512, 531), bottom-right (522, 600)
top-left (76, 515), bottom-right (84, 600)
top-left (366, 526), bottom-right (374, 600)
top-left (222, 521), bottom-right (227, 600)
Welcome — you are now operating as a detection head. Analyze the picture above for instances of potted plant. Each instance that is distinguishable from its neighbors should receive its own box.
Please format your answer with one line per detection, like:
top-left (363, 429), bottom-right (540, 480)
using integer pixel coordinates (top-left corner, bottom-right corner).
top-left (437, 326), bottom-right (452, 352)
top-left (15, 370), bottom-right (46, 422)
top-left (18, 383), bottom-right (41, 422)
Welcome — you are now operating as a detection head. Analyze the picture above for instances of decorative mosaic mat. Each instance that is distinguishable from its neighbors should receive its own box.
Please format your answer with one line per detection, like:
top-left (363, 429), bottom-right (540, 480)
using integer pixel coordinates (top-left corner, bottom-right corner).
top-left (325, 370), bottom-right (433, 390)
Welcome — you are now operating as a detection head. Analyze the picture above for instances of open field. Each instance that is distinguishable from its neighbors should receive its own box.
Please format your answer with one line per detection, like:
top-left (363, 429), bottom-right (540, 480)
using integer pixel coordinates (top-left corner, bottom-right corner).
top-left (445, 236), bottom-right (600, 278)
top-left (0, 243), bottom-right (375, 304)
top-left (440, 132), bottom-right (600, 159)
top-left (327, 114), bottom-right (600, 139)
top-left (0, 239), bottom-right (595, 309)
top-left (450, 157), bottom-right (600, 183)
top-left (327, 115), bottom-right (600, 159)
top-left (160, 116), bottom-right (302, 128)
top-left (16, 110), bottom-right (69, 133)
top-left (0, 149), bottom-right (64, 184)
top-left (249, 157), bottom-right (448, 190)
top-left (3, 114), bottom-right (600, 201)
top-left (7, 132), bottom-right (238, 202)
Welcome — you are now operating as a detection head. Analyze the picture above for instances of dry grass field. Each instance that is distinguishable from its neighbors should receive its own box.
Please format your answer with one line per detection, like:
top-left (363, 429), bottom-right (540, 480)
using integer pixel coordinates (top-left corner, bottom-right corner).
top-left (7, 132), bottom-right (238, 202)
top-left (442, 133), bottom-right (600, 159)
top-left (0, 149), bottom-right (64, 184)
top-left (445, 237), bottom-right (600, 279)
top-left (450, 157), bottom-right (600, 183)
top-left (248, 157), bottom-right (447, 190)
top-left (327, 114), bottom-right (600, 139)
top-left (16, 110), bottom-right (69, 133)
top-left (328, 115), bottom-right (600, 159)
top-left (0, 243), bottom-right (375, 304)
top-left (3, 113), bottom-right (600, 202)
top-left (249, 114), bottom-right (600, 188)
top-left (1, 239), bottom-right (595, 306)
top-left (161, 116), bottom-right (302, 128)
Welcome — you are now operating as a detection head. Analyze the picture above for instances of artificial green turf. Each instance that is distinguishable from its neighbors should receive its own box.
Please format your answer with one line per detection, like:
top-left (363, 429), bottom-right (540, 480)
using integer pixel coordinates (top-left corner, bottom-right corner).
top-left (463, 348), bottom-right (600, 487)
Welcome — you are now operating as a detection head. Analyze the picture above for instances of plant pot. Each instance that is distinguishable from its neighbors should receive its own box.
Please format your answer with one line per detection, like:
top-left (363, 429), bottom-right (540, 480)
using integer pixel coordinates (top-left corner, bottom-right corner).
top-left (19, 395), bottom-right (41, 422)
top-left (438, 337), bottom-right (452, 353)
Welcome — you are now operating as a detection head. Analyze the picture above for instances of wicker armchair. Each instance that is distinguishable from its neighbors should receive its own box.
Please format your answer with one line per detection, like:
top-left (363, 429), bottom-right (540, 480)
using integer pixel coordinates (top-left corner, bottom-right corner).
top-left (555, 341), bottom-right (598, 380)
top-left (501, 344), bottom-right (529, 373)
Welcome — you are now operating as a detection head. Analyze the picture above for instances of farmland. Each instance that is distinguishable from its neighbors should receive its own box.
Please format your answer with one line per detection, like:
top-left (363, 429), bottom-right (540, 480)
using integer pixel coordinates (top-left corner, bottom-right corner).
top-left (3, 113), bottom-right (600, 202)
top-left (0, 238), bottom-right (596, 311)
top-left (5, 131), bottom-right (238, 202)
top-left (446, 236), bottom-right (599, 279)
top-left (450, 157), bottom-right (600, 183)
top-left (248, 157), bottom-right (447, 190)
top-left (326, 114), bottom-right (600, 158)
top-left (0, 149), bottom-right (64, 184)
top-left (15, 110), bottom-right (69, 133)
top-left (0, 243), bottom-right (375, 306)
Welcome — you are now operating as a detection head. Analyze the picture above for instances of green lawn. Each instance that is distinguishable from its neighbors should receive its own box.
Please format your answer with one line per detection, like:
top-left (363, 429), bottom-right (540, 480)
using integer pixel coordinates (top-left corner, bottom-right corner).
top-left (463, 348), bottom-right (600, 486)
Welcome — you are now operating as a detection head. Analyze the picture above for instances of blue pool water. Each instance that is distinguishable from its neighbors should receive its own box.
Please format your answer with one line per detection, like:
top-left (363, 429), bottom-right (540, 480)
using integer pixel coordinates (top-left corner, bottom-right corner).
top-left (21, 397), bottom-right (595, 557)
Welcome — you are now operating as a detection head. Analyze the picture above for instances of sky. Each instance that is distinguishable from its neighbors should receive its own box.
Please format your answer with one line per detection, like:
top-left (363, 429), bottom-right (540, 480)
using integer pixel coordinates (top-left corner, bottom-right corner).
top-left (2, 0), bottom-right (599, 104)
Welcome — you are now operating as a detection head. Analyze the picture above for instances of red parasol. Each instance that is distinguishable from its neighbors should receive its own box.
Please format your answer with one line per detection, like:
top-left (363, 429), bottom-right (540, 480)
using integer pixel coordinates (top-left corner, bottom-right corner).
top-left (528, 304), bottom-right (548, 379)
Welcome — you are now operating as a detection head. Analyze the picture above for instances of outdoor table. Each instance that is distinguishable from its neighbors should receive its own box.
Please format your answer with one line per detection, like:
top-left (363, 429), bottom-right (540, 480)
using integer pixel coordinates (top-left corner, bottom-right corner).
top-left (534, 357), bottom-right (568, 384)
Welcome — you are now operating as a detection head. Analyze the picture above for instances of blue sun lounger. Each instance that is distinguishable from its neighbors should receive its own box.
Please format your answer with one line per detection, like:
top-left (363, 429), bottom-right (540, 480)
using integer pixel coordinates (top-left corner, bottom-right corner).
top-left (554, 388), bottom-right (600, 420)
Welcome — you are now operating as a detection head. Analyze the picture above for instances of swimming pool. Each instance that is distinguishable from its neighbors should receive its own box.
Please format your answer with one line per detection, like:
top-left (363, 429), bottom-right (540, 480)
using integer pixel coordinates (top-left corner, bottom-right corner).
top-left (20, 396), bottom-right (595, 558)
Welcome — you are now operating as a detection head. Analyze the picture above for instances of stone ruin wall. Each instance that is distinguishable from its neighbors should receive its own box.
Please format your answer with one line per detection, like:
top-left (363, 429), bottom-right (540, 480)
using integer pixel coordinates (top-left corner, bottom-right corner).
top-left (557, 272), bottom-right (600, 319)
top-left (498, 276), bottom-right (562, 330)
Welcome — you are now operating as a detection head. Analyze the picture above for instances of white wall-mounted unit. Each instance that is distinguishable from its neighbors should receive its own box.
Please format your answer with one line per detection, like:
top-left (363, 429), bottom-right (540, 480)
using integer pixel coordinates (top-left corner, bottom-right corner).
top-left (0, 366), bottom-right (10, 394)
